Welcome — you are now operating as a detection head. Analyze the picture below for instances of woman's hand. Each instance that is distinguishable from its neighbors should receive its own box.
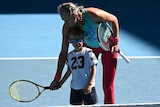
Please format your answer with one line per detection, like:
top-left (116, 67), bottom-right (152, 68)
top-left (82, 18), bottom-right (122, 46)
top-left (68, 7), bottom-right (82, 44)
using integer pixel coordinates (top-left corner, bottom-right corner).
top-left (50, 80), bottom-right (59, 90)
top-left (111, 44), bottom-right (119, 53)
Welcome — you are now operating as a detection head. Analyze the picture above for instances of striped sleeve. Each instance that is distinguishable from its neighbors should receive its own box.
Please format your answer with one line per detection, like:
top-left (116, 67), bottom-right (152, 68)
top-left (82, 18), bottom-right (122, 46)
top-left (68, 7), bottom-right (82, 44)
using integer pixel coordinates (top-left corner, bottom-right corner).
top-left (88, 50), bottom-right (98, 66)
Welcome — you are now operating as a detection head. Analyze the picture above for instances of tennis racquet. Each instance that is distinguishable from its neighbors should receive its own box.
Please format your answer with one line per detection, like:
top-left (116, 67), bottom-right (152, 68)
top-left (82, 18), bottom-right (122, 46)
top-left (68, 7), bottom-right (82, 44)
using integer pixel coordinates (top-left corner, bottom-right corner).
top-left (9, 80), bottom-right (50, 102)
top-left (97, 22), bottom-right (130, 63)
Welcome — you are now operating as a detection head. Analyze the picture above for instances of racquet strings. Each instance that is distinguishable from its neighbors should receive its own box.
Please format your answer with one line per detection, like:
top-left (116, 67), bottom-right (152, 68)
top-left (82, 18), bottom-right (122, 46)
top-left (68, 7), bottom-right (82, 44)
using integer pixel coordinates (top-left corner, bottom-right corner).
top-left (9, 81), bottom-right (39, 102)
top-left (102, 23), bottom-right (112, 43)
top-left (98, 23), bottom-right (112, 51)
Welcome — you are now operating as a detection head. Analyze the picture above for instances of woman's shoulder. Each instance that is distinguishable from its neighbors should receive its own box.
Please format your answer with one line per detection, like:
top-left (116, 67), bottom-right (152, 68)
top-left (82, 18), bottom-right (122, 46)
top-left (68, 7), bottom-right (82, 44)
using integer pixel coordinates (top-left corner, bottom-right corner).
top-left (85, 7), bottom-right (104, 23)
top-left (85, 7), bottom-right (104, 13)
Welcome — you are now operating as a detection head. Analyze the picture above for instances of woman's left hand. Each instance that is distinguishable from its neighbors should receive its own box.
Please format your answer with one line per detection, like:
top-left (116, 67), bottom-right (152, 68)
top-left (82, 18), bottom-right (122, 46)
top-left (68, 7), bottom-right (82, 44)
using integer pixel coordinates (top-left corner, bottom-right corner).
top-left (111, 44), bottom-right (119, 53)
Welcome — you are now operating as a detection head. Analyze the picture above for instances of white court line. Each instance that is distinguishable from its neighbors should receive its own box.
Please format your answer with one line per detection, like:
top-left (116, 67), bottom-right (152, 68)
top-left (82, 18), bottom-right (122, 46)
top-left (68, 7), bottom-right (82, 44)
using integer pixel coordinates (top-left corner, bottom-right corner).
top-left (119, 56), bottom-right (160, 59)
top-left (0, 56), bottom-right (160, 60)
top-left (41, 102), bottom-right (160, 107)
top-left (0, 57), bottom-right (58, 60)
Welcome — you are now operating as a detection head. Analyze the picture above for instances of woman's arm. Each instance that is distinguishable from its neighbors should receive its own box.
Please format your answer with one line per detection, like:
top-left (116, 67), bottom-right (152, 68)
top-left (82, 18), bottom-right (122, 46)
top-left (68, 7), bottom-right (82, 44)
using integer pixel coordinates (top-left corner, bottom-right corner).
top-left (56, 24), bottom-right (70, 76)
top-left (50, 24), bottom-right (70, 90)
top-left (86, 7), bottom-right (119, 38)
top-left (86, 7), bottom-right (119, 52)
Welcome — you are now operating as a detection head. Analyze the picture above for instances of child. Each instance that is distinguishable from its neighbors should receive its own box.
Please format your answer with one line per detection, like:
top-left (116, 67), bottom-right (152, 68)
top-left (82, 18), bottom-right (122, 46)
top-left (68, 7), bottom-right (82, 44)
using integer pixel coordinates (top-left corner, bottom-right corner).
top-left (55, 26), bottom-right (98, 105)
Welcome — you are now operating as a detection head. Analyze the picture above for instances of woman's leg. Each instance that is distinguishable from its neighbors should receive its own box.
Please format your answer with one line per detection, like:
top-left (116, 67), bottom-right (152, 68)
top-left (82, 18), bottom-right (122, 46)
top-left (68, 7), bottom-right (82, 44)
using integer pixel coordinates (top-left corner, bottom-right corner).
top-left (101, 52), bottom-right (118, 104)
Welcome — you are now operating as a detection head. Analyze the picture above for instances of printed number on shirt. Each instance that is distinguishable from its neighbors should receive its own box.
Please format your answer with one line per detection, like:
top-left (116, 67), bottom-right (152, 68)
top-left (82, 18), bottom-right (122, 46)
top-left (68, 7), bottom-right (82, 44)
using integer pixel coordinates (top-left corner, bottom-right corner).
top-left (71, 56), bottom-right (84, 70)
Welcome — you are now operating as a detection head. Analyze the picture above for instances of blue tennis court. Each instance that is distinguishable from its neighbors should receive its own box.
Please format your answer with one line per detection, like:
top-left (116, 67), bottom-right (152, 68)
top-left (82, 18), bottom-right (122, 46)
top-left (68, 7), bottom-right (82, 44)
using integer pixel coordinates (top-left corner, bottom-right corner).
top-left (0, 14), bottom-right (160, 107)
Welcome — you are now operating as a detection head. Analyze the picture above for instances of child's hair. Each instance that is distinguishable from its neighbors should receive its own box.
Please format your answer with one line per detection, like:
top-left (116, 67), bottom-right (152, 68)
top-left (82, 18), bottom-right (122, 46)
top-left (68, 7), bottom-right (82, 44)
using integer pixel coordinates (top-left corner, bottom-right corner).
top-left (68, 26), bottom-right (84, 39)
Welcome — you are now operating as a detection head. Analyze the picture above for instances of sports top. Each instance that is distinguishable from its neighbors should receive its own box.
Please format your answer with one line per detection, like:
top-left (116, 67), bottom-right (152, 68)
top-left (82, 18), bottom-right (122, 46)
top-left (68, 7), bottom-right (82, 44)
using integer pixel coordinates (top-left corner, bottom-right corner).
top-left (82, 9), bottom-right (100, 48)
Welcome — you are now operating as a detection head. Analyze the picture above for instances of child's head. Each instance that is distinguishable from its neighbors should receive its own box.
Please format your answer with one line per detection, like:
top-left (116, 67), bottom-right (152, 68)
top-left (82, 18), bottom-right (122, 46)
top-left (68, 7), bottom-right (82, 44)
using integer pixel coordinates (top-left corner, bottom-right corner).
top-left (68, 26), bottom-right (84, 51)
top-left (68, 26), bottom-right (84, 40)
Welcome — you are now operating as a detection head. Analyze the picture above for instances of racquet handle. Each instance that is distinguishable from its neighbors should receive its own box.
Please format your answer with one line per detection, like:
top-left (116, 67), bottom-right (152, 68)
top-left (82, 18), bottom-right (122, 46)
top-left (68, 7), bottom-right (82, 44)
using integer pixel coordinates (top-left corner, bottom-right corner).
top-left (44, 86), bottom-right (50, 89)
top-left (118, 49), bottom-right (130, 63)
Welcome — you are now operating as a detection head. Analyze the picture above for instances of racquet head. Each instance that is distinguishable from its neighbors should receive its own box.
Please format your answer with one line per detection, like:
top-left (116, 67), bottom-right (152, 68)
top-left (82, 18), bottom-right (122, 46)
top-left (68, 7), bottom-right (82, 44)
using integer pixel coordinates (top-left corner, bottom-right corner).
top-left (97, 22), bottom-right (113, 51)
top-left (9, 80), bottom-right (49, 102)
top-left (97, 22), bottom-right (130, 63)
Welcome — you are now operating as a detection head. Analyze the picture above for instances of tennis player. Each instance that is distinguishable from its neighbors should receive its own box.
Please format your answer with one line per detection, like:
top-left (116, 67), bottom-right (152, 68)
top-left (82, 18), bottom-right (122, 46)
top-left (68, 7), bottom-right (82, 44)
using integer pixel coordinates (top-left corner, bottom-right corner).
top-left (50, 2), bottom-right (120, 104)
top-left (55, 26), bottom-right (98, 105)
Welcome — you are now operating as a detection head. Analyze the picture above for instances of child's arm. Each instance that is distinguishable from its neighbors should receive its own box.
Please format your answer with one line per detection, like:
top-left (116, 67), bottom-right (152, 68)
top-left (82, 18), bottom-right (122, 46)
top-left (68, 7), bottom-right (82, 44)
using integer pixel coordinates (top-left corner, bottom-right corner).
top-left (60, 67), bottom-right (71, 85)
top-left (54, 67), bottom-right (71, 89)
top-left (84, 64), bottom-right (97, 94)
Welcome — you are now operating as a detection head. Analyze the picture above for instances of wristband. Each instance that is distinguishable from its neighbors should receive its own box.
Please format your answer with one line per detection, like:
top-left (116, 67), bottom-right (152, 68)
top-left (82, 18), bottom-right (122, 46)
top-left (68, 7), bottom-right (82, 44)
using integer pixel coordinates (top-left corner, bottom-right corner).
top-left (110, 37), bottom-right (120, 45)
top-left (54, 73), bottom-right (61, 81)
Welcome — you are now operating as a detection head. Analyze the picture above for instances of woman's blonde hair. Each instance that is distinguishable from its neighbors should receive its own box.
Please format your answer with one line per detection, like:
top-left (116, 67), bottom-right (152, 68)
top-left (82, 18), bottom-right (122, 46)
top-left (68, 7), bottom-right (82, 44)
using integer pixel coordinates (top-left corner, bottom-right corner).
top-left (57, 2), bottom-right (84, 17)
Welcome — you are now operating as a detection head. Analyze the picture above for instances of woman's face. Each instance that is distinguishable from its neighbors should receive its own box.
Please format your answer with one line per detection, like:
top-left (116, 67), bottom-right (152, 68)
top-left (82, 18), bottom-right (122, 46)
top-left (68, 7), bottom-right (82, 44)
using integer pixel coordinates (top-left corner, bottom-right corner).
top-left (61, 12), bottom-right (77, 27)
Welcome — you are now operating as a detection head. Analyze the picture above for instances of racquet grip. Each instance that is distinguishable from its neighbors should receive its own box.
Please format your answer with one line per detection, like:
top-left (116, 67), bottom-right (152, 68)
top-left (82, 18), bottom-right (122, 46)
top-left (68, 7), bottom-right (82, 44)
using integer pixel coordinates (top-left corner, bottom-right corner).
top-left (44, 86), bottom-right (50, 89)
top-left (118, 49), bottom-right (130, 63)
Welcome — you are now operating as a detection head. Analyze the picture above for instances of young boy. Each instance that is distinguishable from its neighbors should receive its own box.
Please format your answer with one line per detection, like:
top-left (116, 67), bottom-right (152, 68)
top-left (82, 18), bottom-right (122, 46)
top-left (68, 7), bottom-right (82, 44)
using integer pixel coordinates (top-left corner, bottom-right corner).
top-left (55, 26), bottom-right (98, 105)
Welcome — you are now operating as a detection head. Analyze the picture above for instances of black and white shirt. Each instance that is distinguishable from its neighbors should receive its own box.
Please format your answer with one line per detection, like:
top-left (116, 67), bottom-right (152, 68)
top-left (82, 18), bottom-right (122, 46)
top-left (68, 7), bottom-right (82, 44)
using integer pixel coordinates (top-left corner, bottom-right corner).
top-left (66, 47), bottom-right (98, 90)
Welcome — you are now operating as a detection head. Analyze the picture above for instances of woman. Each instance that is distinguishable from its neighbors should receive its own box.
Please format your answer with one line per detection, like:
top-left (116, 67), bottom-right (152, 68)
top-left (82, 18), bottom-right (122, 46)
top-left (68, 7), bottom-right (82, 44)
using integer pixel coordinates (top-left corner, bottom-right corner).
top-left (50, 2), bottom-right (120, 104)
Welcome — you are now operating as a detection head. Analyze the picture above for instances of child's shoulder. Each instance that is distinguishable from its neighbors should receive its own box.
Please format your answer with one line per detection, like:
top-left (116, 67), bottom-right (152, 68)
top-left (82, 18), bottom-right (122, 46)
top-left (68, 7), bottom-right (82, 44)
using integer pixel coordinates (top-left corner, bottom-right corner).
top-left (83, 47), bottom-right (93, 52)
top-left (68, 50), bottom-right (75, 55)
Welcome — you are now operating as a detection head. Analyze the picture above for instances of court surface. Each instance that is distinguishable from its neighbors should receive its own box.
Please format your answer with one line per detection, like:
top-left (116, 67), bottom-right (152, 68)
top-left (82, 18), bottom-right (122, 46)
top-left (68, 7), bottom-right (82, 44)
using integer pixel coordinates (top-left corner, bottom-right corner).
top-left (0, 14), bottom-right (160, 107)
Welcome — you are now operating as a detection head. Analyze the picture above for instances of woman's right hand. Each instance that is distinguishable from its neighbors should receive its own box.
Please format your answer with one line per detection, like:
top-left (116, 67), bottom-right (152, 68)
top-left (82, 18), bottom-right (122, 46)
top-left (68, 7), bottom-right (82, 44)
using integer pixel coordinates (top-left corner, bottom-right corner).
top-left (50, 80), bottom-right (62, 90)
top-left (49, 80), bottom-right (59, 90)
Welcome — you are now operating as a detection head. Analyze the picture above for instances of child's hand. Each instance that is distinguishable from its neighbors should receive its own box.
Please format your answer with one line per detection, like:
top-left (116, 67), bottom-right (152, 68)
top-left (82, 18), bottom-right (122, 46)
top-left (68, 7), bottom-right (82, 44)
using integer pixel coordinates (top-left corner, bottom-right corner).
top-left (84, 85), bottom-right (92, 94)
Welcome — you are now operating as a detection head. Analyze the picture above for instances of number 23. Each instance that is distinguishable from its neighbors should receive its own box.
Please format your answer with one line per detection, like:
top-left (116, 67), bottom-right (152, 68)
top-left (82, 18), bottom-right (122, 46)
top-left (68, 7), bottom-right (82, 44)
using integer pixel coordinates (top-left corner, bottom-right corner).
top-left (71, 56), bottom-right (84, 70)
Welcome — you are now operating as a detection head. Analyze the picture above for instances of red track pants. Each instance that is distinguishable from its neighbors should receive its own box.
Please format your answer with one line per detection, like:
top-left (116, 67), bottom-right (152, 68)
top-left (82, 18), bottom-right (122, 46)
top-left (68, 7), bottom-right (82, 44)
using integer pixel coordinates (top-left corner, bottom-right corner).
top-left (91, 47), bottom-right (118, 104)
